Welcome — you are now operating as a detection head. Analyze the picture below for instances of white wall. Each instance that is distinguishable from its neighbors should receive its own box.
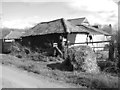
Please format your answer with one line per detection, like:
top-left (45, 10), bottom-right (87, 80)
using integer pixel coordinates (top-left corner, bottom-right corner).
top-left (68, 34), bottom-right (110, 50)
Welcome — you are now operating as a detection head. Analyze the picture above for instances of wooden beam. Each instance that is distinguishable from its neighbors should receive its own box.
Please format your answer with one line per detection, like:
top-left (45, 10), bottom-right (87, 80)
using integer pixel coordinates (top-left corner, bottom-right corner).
top-left (55, 46), bottom-right (63, 57)
top-left (92, 47), bottom-right (106, 48)
top-left (69, 40), bottom-right (110, 45)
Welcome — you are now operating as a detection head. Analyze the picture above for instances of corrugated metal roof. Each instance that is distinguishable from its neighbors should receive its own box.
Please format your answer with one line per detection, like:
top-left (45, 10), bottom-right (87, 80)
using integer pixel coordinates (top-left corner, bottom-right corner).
top-left (4, 31), bottom-right (25, 39)
top-left (22, 18), bottom-right (89, 37)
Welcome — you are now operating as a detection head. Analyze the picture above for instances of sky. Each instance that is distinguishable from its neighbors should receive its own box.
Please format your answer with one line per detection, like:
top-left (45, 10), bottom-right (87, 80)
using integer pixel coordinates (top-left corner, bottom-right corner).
top-left (1, 0), bottom-right (119, 29)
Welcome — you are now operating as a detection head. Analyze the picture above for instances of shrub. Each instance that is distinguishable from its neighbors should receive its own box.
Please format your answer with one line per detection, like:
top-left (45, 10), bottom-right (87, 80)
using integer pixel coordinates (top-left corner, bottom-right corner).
top-left (64, 45), bottom-right (100, 73)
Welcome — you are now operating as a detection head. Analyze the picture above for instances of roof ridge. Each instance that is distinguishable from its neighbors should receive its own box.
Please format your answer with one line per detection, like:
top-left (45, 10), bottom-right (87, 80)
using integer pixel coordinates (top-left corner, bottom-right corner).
top-left (40, 18), bottom-right (64, 24)
top-left (67, 17), bottom-right (86, 21)
top-left (30, 18), bottom-right (65, 30)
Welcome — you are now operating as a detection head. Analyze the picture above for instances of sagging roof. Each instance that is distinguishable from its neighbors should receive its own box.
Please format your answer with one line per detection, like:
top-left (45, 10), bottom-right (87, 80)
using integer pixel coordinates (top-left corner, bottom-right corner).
top-left (23, 18), bottom-right (89, 37)
top-left (67, 17), bottom-right (89, 26)
top-left (4, 31), bottom-right (25, 39)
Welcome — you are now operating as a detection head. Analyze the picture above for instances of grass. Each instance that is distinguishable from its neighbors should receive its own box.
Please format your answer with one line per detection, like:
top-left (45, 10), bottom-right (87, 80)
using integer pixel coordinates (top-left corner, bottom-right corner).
top-left (66, 72), bottom-right (119, 89)
top-left (1, 54), bottom-right (120, 90)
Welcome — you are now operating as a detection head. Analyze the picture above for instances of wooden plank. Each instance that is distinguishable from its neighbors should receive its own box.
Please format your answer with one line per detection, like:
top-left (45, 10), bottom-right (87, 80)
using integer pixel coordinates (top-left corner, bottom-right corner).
top-left (69, 40), bottom-right (110, 45)
top-left (92, 47), bottom-right (105, 48)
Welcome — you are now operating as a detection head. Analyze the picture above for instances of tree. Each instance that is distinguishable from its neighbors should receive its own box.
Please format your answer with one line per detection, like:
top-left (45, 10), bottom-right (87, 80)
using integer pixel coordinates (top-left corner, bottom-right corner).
top-left (118, 1), bottom-right (120, 69)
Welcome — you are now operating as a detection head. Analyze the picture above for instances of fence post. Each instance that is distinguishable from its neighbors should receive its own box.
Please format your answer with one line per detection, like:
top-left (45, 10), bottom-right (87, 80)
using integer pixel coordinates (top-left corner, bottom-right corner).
top-left (109, 35), bottom-right (114, 61)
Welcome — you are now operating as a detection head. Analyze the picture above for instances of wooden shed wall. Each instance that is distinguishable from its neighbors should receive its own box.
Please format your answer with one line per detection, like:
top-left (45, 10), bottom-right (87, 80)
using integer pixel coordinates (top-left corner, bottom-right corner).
top-left (21, 34), bottom-right (63, 55)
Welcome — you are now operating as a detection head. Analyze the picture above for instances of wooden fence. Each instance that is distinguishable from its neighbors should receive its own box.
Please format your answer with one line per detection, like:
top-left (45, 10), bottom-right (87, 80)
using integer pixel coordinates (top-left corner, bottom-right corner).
top-left (69, 40), bottom-right (110, 51)
top-left (68, 40), bottom-right (113, 60)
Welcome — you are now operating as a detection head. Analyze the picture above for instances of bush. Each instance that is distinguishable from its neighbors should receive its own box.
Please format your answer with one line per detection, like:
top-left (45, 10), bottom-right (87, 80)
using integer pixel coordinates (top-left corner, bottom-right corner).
top-left (65, 45), bottom-right (100, 73)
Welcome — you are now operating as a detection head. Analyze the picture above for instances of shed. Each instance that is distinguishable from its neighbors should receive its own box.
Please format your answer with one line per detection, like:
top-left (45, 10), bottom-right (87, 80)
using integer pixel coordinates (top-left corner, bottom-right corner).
top-left (4, 30), bottom-right (25, 41)
top-left (22, 18), bottom-right (91, 56)
top-left (3, 30), bottom-right (25, 53)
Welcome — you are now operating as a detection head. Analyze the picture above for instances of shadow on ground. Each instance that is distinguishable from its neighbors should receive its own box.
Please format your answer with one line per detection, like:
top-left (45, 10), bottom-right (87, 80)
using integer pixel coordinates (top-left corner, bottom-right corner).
top-left (47, 60), bottom-right (73, 71)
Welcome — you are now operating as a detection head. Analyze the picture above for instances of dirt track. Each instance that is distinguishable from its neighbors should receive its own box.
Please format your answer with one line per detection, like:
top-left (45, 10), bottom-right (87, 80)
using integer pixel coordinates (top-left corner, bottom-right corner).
top-left (0, 64), bottom-right (76, 88)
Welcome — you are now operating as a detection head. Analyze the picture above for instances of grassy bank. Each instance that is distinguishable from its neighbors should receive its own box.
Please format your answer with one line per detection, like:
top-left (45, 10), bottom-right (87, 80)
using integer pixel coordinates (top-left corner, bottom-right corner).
top-left (1, 54), bottom-right (119, 90)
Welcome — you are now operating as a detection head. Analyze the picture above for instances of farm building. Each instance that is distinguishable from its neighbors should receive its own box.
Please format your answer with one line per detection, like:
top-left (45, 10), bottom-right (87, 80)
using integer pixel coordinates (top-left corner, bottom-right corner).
top-left (4, 30), bottom-right (25, 42)
top-left (0, 28), bottom-right (13, 53)
top-left (2, 17), bottom-right (111, 55)
top-left (67, 18), bottom-right (111, 50)
top-left (21, 17), bottom-right (111, 57)
top-left (3, 30), bottom-right (25, 53)
top-left (21, 18), bottom-right (91, 56)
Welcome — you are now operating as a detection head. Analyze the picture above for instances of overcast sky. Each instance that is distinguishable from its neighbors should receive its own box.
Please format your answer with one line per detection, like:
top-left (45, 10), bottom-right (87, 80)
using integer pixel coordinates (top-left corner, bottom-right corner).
top-left (1, 0), bottom-right (118, 29)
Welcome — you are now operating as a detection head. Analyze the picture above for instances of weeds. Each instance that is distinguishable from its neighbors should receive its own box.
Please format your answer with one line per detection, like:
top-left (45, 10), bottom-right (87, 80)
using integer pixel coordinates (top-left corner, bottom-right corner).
top-left (1, 42), bottom-right (120, 90)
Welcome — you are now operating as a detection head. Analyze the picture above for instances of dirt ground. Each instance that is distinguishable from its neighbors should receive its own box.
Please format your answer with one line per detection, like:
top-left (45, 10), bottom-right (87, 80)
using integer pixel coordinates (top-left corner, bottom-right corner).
top-left (1, 64), bottom-right (79, 88)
